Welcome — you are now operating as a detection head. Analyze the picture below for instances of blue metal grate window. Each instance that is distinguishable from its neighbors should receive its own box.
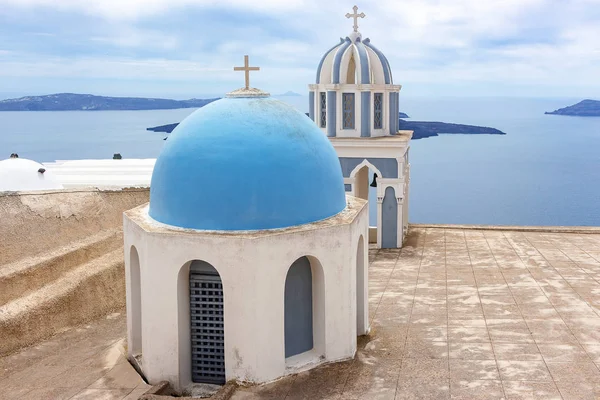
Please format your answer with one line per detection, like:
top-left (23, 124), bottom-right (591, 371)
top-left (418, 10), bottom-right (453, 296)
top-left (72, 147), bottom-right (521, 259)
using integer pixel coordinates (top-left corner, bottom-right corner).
top-left (342, 93), bottom-right (355, 129)
top-left (374, 93), bottom-right (383, 129)
top-left (190, 272), bottom-right (225, 384)
top-left (320, 92), bottom-right (326, 128)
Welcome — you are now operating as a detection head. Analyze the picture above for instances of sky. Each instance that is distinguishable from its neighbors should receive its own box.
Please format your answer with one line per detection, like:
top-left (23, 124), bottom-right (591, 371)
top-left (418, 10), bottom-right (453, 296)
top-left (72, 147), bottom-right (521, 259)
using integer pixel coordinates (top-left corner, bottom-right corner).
top-left (0, 0), bottom-right (599, 100)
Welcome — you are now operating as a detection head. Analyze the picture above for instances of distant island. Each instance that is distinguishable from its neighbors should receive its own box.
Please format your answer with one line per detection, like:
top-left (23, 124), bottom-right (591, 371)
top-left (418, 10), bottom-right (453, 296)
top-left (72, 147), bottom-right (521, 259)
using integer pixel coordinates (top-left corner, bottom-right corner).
top-left (148, 123), bottom-right (180, 133)
top-left (277, 91), bottom-right (302, 97)
top-left (545, 99), bottom-right (600, 116)
top-left (400, 119), bottom-right (505, 139)
top-left (149, 114), bottom-right (506, 140)
top-left (0, 93), bottom-right (219, 111)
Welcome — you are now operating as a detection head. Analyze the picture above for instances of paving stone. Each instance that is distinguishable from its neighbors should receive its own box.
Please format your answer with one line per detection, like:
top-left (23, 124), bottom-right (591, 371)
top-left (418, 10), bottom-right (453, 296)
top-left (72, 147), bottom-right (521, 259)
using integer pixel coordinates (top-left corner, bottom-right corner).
top-left (546, 360), bottom-right (600, 382)
top-left (407, 324), bottom-right (447, 342)
top-left (448, 342), bottom-right (495, 360)
top-left (395, 377), bottom-right (450, 399)
top-left (502, 381), bottom-right (561, 400)
top-left (488, 327), bottom-right (535, 344)
top-left (449, 359), bottom-right (500, 381)
top-left (537, 343), bottom-right (590, 363)
top-left (404, 339), bottom-right (448, 359)
top-left (448, 326), bottom-right (491, 343)
top-left (68, 388), bottom-right (134, 400)
top-left (286, 363), bottom-right (349, 400)
top-left (449, 379), bottom-right (504, 400)
top-left (399, 358), bottom-right (449, 381)
top-left (581, 343), bottom-right (600, 363)
top-left (89, 362), bottom-right (146, 389)
top-left (341, 359), bottom-right (401, 399)
top-left (555, 381), bottom-right (600, 400)
top-left (231, 376), bottom-right (296, 399)
top-left (10, 386), bottom-right (81, 400)
top-left (492, 343), bottom-right (543, 361)
top-left (496, 360), bottom-right (552, 381)
top-left (123, 388), bottom-right (150, 400)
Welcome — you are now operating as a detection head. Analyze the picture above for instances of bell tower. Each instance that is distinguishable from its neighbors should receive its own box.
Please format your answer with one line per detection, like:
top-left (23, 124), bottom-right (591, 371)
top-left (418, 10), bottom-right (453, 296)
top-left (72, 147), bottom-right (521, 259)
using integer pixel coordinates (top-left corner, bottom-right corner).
top-left (308, 6), bottom-right (412, 248)
top-left (308, 5), bottom-right (402, 139)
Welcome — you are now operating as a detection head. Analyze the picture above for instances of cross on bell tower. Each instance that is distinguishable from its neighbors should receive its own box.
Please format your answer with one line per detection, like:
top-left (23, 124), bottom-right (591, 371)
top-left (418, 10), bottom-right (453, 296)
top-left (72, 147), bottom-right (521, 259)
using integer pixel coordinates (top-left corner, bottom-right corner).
top-left (234, 55), bottom-right (260, 89)
top-left (345, 5), bottom-right (365, 33)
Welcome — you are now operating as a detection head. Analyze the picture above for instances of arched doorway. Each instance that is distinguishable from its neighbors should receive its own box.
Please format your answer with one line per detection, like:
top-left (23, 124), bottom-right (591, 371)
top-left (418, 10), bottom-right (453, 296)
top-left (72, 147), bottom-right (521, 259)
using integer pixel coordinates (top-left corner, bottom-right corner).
top-left (128, 246), bottom-right (142, 358)
top-left (350, 161), bottom-right (381, 235)
top-left (354, 165), bottom-right (370, 201)
top-left (284, 257), bottom-right (313, 357)
top-left (382, 186), bottom-right (398, 248)
top-left (188, 260), bottom-right (225, 384)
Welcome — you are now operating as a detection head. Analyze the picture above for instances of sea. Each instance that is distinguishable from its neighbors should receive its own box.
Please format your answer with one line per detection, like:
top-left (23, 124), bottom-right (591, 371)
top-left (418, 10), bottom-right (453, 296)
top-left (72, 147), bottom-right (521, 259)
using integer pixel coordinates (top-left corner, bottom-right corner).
top-left (1, 96), bottom-right (599, 227)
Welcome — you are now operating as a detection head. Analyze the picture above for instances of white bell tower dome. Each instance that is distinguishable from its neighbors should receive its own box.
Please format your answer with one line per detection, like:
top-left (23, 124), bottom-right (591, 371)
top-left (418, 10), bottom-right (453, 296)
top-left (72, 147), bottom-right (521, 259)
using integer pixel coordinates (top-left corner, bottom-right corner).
top-left (308, 6), bottom-right (402, 138)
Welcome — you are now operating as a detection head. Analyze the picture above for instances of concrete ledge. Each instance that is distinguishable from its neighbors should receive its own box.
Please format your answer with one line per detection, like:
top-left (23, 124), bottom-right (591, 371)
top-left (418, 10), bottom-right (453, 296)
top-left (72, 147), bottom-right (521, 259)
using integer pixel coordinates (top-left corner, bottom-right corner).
top-left (140, 380), bottom-right (238, 400)
top-left (0, 230), bottom-right (122, 306)
top-left (0, 249), bottom-right (126, 356)
top-left (0, 187), bottom-right (149, 265)
top-left (410, 223), bottom-right (600, 234)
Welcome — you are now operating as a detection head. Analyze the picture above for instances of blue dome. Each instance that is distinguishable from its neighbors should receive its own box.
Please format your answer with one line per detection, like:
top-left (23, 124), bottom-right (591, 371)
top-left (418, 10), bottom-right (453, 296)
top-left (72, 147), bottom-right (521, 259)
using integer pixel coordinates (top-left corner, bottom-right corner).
top-left (149, 95), bottom-right (346, 231)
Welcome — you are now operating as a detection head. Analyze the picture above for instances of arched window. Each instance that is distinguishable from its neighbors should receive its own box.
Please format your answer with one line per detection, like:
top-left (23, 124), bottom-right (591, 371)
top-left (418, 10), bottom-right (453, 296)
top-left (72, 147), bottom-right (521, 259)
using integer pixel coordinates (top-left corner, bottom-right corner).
top-left (382, 187), bottom-right (398, 248)
top-left (374, 93), bottom-right (383, 129)
top-left (343, 93), bottom-right (355, 129)
top-left (320, 92), bottom-right (327, 128)
top-left (179, 260), bottom-right (225, 385)
top-left (128, 246), bottom-right (142, 358)
top-left (356, 235), bottom-right (367, 335)
top-left (284, 256), bottom-right (325, 360)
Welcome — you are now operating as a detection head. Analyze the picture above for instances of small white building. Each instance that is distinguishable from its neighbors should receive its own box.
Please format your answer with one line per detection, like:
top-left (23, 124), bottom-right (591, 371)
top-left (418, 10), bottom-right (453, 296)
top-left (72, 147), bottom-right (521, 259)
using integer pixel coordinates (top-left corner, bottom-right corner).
top-left (308, 6), bottom-right (412, 248)
top-left (0, 155), bottom-right (63, 192)
top-left (123, 81), bottom-right (369, 392)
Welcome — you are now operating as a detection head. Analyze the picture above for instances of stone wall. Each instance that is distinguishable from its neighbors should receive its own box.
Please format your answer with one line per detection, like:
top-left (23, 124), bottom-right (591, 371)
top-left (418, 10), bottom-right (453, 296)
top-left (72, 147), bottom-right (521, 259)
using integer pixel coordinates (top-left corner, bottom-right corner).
top-left (0, 188), bottom-right (149, 355)
top-left (0, 188), bottom-right (149, 266)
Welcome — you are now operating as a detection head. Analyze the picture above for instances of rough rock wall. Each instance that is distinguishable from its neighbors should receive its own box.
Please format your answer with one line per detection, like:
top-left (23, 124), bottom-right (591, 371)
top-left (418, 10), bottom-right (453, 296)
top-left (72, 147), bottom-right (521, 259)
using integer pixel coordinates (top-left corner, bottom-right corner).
top-left (0, 188), bottom-right (149, 266)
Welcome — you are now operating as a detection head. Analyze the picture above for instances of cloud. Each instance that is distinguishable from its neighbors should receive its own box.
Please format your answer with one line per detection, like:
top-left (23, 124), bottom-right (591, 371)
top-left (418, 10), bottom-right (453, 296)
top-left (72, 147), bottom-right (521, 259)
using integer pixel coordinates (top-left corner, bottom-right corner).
top-left (90, 28), bottom-right (179, 50)
top-left (0, 0), bottom-right (599, 97)
top-left (0, 0), bottom-right (306, 21)
top-left (0, 52), bottom-right (315, 95)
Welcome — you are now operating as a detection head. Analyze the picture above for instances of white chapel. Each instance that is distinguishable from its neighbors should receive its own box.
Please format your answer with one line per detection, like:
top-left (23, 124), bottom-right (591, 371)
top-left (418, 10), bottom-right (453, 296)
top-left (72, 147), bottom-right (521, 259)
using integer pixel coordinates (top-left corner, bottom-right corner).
top-left (123, 61), bottom-right (369, 392)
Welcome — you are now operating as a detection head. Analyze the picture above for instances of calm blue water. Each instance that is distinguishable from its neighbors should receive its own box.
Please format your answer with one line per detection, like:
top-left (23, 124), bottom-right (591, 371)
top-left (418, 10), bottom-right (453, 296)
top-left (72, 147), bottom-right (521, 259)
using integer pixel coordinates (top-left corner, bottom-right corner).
top-left (1, 96), bottom-right (599, 226)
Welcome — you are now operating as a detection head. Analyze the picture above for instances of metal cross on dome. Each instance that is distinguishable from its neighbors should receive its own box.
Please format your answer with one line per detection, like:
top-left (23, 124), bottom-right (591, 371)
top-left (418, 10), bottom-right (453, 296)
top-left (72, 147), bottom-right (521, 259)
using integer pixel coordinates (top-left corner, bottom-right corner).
top-left (346, 5), bottom-right (365, 32)
top-left (233, 55), bottom-right (260, 89)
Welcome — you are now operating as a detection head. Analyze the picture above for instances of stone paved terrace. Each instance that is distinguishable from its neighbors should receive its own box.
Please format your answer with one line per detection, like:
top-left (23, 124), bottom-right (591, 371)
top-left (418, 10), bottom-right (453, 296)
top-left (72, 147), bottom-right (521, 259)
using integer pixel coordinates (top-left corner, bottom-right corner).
top-left (0, 313), bottom-right (149, 400)
top-left (2, 227), bottom-right (600, 399)
top-left (233, 227), bottom-right (600, 400)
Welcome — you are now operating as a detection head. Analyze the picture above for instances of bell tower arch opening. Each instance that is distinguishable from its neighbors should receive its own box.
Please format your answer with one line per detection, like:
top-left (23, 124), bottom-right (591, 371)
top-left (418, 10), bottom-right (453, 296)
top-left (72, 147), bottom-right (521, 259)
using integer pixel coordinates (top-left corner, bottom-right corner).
top-left (346, 54), bottom-right (356, 84)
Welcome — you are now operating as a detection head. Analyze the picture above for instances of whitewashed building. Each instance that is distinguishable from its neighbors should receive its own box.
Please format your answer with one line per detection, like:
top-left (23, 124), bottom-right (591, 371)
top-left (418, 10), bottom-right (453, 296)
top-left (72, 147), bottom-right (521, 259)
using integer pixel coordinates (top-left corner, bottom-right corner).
top-left (308, 6), bottom-right (412, 248)
top-left (124, 72), bottom-right (369, 392)
top-left (0, 155), bottom-right (63, 192)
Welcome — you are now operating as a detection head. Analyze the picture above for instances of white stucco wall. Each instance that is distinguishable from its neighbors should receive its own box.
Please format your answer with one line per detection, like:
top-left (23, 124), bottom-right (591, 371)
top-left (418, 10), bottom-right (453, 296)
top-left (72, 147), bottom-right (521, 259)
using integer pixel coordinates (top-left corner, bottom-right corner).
top-left (124, 196), bottom-right (369, 392)
top-left (44, 159), bottom-right (155, 189)
top-left (330, 135), bottom-right (412, 247)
